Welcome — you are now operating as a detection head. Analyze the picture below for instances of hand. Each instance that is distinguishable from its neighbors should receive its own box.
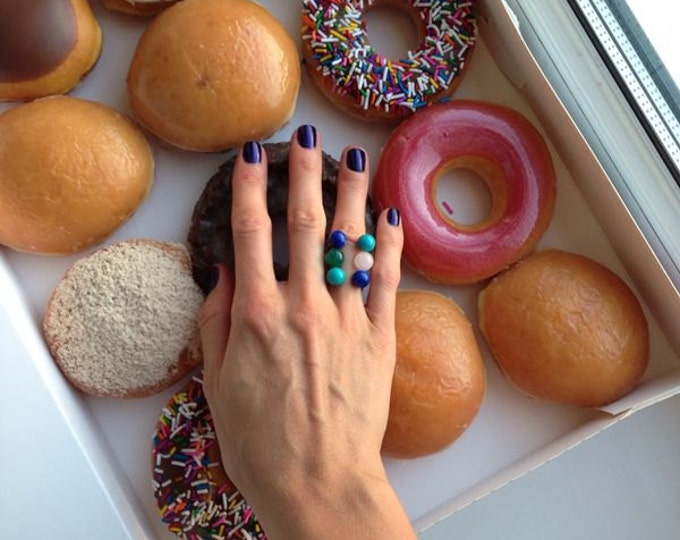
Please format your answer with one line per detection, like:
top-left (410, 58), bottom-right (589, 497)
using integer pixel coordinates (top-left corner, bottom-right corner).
top-left (198, 125), bottom-right (415, 539)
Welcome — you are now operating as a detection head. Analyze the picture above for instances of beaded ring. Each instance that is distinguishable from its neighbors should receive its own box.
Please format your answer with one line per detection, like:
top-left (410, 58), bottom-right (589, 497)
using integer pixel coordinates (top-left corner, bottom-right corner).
top-left (324, 230), bottom-right (375, 289)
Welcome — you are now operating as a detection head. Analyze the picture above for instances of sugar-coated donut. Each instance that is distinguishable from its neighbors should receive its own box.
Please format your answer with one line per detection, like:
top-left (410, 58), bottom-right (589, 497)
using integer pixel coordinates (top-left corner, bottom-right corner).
top-left (0, 96), bottom-right (154, 255)
top-left (383, 290), bottom-right (486, 458)
top-left (0, 0), bottom-right (102, 102)
top-left (43, 240), bottom-right (204, 399)
top-left (301, 0), bottom-right (476, 122)
top-left (372, 100), bottom-right (556, 284)
top-left (102, 0), bottom-right (178, 16)
top-left (188, 142), bottom-right (376, 294)
top-left (152, 375), bottom-right (266, 539)
top-left (478, 250), bottom-right (650, 407)
top-left (127, 0), bottom-right (300, 152)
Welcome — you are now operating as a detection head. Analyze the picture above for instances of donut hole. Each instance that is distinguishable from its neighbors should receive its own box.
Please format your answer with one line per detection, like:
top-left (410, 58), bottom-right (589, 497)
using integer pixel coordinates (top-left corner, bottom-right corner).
top-left (435, 167), bottom-right (494, 227)
top-left (363, 4), bottom-right (420, 61)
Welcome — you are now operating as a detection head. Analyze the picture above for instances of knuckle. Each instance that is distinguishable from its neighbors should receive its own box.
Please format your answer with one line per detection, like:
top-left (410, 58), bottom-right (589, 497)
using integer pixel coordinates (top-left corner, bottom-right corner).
top-left (288, 206), bottom-right (325, 233)
top-left (372, 265), bottom-right (401, 291)
top-left (295, 152), bottom-right (321, 176)
top-left (231, 211), bottom-right (271, 239)
top-left (235, 295), bottom-right (280, 339)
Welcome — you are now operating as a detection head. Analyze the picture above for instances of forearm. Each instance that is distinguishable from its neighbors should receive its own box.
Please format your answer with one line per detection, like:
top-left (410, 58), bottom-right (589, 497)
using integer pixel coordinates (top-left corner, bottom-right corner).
top-left (249, 468), bottom-right (417, 540)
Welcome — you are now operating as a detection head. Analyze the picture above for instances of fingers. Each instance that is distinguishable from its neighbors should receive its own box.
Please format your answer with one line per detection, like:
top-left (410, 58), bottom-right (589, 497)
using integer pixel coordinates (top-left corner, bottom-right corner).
top-left (231, 141), bottom-right (276, 297)
top-left (198, 264), bottom-right (235, 376)
top-left (287, 125), bottom-right (327, 290)
top-left (365, 208), bottom-right (403, 329)
top-left (329, 146), bottom-right (371, 306)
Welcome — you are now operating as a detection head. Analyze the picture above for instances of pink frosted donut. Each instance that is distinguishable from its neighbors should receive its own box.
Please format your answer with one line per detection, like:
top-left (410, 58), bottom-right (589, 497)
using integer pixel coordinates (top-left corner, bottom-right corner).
top-left (372, 100), bottom-right (556, 284)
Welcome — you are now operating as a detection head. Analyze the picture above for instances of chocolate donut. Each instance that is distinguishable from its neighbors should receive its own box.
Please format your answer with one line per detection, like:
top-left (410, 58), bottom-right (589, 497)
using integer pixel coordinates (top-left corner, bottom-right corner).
top-left (152, 375), bottom-right (266, 539)
top-left (188, 142), bottom-right (376, 294)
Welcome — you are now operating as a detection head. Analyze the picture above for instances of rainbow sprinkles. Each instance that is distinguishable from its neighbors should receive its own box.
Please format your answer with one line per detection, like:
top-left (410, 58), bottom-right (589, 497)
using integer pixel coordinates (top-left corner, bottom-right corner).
top-left (301, 0), bottom-right (477, 119)
top-left (152, 375), bottom-right (267, 540)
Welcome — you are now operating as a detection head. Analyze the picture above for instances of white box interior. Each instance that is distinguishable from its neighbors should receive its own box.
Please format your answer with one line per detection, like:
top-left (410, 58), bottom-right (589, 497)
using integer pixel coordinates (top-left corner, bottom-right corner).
top-left (1, 1), bottom-right (678, 537)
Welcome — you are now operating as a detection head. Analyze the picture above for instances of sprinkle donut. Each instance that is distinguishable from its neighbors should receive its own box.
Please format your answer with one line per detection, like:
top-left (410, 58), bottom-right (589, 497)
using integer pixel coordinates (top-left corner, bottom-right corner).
top-left (301, 0), bottom-right (477, 122)
top-left (151, 375), bottom-right (267, 539)
top-left (372, 100), bottom-right (557, 284)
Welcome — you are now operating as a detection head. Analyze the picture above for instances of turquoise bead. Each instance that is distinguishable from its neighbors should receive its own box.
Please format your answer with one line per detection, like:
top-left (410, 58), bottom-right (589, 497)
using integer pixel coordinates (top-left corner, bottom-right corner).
top-left (326, 266), bottom-right (346, 286)
top-left (357, 233), bottom-right (376, 252)
top-left (325, 248), bottom-right (345, 267)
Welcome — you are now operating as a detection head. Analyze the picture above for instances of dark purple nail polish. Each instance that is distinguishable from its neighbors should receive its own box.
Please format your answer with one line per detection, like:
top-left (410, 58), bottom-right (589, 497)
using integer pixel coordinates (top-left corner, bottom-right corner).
top-left (242, 141), bottom-right (261, 164)
top-left (347, 147), bottom-right (365, 173)
top-left (387, 207), bottom-right (401, 226)
top-left (297, 124), bottom-right (317, 149)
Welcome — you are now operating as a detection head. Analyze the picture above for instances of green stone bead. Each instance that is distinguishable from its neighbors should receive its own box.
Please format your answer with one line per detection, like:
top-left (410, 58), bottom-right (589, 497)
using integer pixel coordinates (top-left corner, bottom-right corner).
top-left (325, 248), bottom-right (345, 267)
top-left (326, 266), bottom-right (346, 286)
top-left (357, 233), bottom-right (376, 252)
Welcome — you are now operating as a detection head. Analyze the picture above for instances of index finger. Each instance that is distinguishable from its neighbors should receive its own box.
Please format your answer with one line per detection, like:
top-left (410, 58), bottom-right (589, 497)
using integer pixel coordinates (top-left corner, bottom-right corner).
top-left (231, 141), bottom-right (276, 297)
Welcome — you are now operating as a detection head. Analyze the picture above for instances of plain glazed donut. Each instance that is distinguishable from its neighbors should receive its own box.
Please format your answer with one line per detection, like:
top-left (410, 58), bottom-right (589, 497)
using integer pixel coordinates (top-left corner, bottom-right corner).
top-left (372, 100), bottom-right (556, 284)
top-left (479, 250), bottom-right (649, 407)
top-left (188, 142), bottom-right (376, 294)
top-left (383, 290), bottom-right (486, 458)
top-left (301, 0), bottom-right (476, 122)
top-left (0, 0), bottom-right (102, 102)
top-left (127, 0), bottom-right (300, 152)
top-left (152, 375), bottom-right (266, 539)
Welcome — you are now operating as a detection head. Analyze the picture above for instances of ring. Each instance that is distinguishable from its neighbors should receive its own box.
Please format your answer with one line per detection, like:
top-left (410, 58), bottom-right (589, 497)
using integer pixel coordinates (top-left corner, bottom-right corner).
top-left (325, 230), bottom-right (375, 289)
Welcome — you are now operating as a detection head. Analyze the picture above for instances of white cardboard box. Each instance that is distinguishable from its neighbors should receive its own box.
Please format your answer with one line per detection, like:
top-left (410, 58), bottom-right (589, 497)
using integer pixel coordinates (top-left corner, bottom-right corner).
top-left (1, 0), bottom-right (678, 537)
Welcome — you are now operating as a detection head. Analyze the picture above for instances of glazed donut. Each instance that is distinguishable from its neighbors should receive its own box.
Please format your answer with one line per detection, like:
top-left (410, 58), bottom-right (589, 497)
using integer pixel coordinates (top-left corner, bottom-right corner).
top-left (127, 0), bottom-right (300, 152)
top-left (152, 375), bottom-right (266, 539)
top-left (383, 290), bottom-right (486, 458)
top-left (0, 96), bottom-right (154, 255)
top-left (479, 250), bottom-right (649, 407)
top-left (188, 142), bottom-right (376, 294)
top-left (102, 0), bottom-right (178, 16)
top-left (372, 100), bottom-right (556, 284)
top-left (301, 0), bottom-right (476, 122)
top-left (0, 0), bottom-right (102, 102)
top-left (43, 240), bottom-right (204, 398)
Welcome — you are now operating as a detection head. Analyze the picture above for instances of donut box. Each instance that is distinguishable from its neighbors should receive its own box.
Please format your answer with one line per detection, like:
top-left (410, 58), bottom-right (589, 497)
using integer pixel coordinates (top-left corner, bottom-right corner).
top-left (1, 0), bottom-right (679, 537)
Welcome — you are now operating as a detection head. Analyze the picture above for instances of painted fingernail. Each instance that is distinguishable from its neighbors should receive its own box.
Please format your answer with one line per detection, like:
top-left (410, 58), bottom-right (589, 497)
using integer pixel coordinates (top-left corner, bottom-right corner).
top-left (242, 141), bottom-right (261, 164)
top-left (297, 124), bottom-right (317, 149)
top-left (347, 147), bottom-right (365, 173)
top-left (387, 207), bottom-right (401, 226)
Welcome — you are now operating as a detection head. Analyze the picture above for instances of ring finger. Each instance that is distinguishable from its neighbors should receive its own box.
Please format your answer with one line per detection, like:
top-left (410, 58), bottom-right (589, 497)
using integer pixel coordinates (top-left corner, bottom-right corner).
top-left (327, 146), bottom-right (372, 304)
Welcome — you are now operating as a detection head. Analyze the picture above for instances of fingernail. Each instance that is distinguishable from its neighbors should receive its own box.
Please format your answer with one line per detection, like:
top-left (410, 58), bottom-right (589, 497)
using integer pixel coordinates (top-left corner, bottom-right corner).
top-left (297, 124), bottom-right (317, 149)
top-left (242, 141), bottom-right (261, 164)
top-left (347, 147), bottom-right (365, 173)
top-left (387, 207), bottom-right (401, 226)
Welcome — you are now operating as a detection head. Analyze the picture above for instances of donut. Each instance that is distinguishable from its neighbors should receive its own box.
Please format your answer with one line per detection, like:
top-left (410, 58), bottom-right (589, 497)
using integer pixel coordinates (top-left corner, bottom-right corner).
top-left (127, 0), bottom-right (300, 152)
top-left (0, 0), bottom-right (102, 102)
top-left (152, 375), bottom-right (266, 539)
top-left (188, 142), bottom-right (376, 294)
top-left (382, 290), bottom-right (486, 458)
top-left (372, 100), bottom-right (556, 284)
top-left (0, 96), bottom-right (154, 255)
top-left (478, 250), bottom-right (650, 407)
top-left (43, 240), bottom-right (204, 399)
top-left (102, 0), bottom-right (178, 16)
top-left (301, 0), bottom-right (476, 122)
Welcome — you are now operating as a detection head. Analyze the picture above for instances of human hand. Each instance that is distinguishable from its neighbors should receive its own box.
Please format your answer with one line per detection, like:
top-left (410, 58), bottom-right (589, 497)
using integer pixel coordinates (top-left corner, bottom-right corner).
top-left (198, 125), bottom-right (415, 539)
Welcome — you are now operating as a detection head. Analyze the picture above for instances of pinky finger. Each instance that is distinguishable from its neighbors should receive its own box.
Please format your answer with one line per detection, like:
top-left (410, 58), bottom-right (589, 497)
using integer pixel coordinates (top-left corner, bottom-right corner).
top-left (365, 207), bottom-right (403, 328)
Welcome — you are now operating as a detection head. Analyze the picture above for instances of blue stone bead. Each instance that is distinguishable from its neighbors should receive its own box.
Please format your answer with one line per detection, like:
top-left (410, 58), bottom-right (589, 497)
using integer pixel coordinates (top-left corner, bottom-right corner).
top-left (326, 266), bottom-right (346, 286)
top-left (356, 233), bottom-right (376, 252)
top-left (351, 270), bottom-right (371, 288)
top-left (329, 230), bottom-right (348, 249)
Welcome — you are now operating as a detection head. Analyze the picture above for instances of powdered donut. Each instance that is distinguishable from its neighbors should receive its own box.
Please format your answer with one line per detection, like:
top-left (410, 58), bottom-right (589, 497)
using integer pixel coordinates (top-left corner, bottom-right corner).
top-left (187, 142), bottom-right (376, 294)
top-left (43, 239), bottom-right (204, 398)
top-left (152, 375), bottom-right (266, 539)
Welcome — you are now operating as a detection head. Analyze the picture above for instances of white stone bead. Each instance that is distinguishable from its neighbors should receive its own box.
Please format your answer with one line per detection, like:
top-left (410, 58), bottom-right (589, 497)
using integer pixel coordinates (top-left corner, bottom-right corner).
top-left (354, 251), bottom-right (374, 271)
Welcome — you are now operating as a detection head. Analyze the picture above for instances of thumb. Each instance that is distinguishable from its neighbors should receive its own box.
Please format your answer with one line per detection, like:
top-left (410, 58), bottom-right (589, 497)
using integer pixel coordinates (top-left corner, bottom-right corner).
top-left (197, 264), bottom-right (234, 376)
